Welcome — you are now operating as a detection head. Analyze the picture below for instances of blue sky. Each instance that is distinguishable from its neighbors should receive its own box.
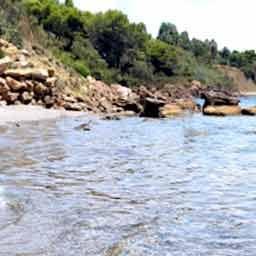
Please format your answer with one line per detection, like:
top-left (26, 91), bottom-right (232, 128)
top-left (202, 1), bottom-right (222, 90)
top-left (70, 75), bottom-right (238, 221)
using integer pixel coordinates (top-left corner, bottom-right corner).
top-left (73, 0), bottom-right (256, 51)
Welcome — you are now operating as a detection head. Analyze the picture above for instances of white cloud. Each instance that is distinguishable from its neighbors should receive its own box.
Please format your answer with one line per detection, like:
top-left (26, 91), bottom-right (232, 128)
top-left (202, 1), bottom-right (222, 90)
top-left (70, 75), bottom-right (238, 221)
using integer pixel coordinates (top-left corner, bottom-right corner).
top-left (74, 0), bottom-right (256, 51)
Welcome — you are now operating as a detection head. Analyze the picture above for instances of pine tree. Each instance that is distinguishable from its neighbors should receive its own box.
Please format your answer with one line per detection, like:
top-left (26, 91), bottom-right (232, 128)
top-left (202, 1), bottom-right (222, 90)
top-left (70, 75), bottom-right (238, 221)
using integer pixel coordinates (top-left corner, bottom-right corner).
top-left (65, 0), bottom-right (74, 7)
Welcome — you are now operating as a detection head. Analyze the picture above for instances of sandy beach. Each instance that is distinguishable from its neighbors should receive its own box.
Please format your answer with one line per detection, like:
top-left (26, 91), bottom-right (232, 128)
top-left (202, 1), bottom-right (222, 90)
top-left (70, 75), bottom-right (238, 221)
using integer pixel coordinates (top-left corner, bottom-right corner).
top-left (0, 105), bottom-right (84, 124)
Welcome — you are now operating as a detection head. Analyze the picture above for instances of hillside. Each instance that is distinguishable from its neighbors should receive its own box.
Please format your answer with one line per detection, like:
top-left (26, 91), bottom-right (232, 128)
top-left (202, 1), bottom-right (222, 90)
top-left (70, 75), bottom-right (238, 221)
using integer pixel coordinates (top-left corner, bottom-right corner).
top-left (217, 65), bottom-right (256, 94)
top-left (0, 0), bottom-right (255, 94)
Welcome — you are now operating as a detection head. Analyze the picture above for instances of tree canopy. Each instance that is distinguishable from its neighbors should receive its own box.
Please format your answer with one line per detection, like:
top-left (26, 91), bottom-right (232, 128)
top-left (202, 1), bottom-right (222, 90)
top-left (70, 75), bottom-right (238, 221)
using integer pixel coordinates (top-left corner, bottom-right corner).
top-left (0, 0), bottom-right (249, 86)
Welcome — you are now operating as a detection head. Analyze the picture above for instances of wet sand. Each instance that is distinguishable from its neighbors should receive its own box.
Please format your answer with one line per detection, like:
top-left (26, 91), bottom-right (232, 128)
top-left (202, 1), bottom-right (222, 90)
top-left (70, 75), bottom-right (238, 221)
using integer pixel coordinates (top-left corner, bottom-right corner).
top-left (0, 105), bottom-right (84, 124)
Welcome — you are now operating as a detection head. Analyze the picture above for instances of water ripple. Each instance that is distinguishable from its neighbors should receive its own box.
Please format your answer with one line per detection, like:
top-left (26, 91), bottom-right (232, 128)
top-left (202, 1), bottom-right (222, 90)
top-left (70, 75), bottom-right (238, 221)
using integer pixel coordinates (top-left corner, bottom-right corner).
top-left (0, 99), bottom-right (256, 255)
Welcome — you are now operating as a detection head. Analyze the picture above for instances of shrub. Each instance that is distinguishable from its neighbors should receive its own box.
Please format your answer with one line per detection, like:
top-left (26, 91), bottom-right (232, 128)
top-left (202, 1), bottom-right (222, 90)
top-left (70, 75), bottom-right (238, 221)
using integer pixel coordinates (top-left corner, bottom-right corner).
top-left (0, 49), bottom-right (4, 58)
top-left (72, 61), bottom-right (90, 77)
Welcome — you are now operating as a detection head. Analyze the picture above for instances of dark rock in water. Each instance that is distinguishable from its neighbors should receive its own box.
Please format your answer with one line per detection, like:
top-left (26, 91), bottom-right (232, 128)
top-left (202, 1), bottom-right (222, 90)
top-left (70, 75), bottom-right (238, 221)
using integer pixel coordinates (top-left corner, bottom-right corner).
top-left (140, 97), bottom-right (166, 118)
top-left (74, 121), bottom-right (91, 131)
top-left (201, 91), bottom-right (240, 108)
top-left (241, 107), bottom-right (256, 116)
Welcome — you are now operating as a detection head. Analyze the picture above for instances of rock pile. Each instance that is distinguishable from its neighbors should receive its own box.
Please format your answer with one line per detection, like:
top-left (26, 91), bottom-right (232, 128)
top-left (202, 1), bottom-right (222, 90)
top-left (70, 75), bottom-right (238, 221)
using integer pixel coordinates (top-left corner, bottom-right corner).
top-left (0, 38), bottom-right (200, 117)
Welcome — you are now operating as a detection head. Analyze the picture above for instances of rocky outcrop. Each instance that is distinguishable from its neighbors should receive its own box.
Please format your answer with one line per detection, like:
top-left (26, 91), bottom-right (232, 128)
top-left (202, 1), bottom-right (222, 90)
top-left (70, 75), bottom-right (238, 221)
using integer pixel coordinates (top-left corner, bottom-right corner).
top-left (241, 107), bottom-right (256, 116)
top-left (203, 106), bottom-right (242, 116)
top-left (0, 38), bottom-right (200, 117)
top-left (201, 91), bottom-right (240, 107)
top-left (159, 104), bottom-right (183, 117)
top-left (202, 90), bottom-right (241, 116)
top-left (141, 98), bottom-right (166, 117)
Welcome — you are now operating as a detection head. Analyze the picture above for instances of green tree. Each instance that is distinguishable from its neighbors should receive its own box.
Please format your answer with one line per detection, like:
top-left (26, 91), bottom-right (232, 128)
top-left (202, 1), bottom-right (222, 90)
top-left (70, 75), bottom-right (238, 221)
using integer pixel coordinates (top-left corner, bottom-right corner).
top-left (65, 0), bottom-right (74, 7)
top-left (146, 39), bottom-right (180, 76)
top-left (178, 31), bottom-right (190, 50)
top-left (157, 22), bottom-right (179, 45)
top-left (209, 39), bottom-right (218, 60)
top-left (220, 47), bottom-right (231, 65)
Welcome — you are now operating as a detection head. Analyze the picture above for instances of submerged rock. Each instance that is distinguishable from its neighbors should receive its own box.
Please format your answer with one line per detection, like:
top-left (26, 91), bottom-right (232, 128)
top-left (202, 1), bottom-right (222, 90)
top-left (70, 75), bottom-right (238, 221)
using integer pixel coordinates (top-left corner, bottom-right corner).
top-left (102, 115), bottom-right (121, 121)
top-left (74, 122), bottom-right (92, 131)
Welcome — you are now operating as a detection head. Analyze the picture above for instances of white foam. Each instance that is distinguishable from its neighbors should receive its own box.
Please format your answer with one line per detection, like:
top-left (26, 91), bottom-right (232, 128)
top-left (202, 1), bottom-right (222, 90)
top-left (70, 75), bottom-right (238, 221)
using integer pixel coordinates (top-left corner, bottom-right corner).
top-left (0, 187), bottom-right (6, 208)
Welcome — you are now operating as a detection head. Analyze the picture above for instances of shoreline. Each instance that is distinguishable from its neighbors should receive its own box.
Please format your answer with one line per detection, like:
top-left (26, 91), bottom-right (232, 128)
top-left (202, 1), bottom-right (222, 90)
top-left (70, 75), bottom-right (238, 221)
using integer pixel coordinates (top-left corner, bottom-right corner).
top-left (0, 105), bottom-right (84, 124)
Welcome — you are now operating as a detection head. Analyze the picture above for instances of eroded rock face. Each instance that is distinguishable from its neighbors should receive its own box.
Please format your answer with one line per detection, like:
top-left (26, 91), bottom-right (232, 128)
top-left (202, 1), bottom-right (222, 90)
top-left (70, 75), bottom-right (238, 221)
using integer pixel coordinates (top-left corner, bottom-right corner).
top-left (201, 91), bottom-right (240, 108)
top-left (201, 90), bottom-right (241, 116)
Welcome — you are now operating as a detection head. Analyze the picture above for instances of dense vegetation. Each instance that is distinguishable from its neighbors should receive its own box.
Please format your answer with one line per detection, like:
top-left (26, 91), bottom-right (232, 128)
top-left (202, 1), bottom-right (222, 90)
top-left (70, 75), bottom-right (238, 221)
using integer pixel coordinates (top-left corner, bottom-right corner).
top-left (0, 0), bottom-right (255, 88)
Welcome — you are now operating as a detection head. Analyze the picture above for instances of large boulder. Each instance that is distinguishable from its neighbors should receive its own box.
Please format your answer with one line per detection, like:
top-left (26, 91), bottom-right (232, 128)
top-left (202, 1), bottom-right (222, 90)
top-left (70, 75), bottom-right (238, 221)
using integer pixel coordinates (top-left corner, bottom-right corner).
top-left (141, 97), bottom-right (166, 117)
top-left (3, 91), bottom-right (19, 104)
top-left (111, 84), bottom-right (133, 102)
top-left (6, 77), bottom-right (27, 92)
top-left (20, 91), bottom-right (34, 104)
top-left (201, 91), bottom-right (240, 108)
top-left (34, 83), bottom-right (49, 96)
top-left (203, 105), bottom-right (241, 116)
top-left (201, 90), bottom-right (241, 116)
top-left (4, 68), bottom-right (49, 81)
top-left (0, 78), bottom-right (10, 94)
top-left (111, 84), bottom-right (142, 113)
top-left (0, 56), bottom-right (12, 74)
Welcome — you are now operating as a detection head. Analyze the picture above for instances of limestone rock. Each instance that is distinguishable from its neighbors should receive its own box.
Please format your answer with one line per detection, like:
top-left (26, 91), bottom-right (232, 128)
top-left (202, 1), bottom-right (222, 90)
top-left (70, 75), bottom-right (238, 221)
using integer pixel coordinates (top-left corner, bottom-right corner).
top-left (44, 95), bottom-right (55, 108)
top-left (63, 102), bottom-right (86, 111)
top-left (3, 92), bottom-right (19, 103)
top-left (6, 77), bottom-right (27, 92)
top-left (176, 99), bottom-right (199, 111)
top-left (0, 78), bottom-right (10, 94)
top-left (20, 91), bottom-right (34, 104)
top-left (201, 91), bottom-right (240, 107)
top-left (160, 104), bottom-right (183, 117)
top-left (203, 105), bottom-right (241, 116)
top-left (5, 68), bottom-right (49, 81)
top-left (34, 83), bottom-right (49, 96)
top-left (0, 56), bottom-right (12, 74)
